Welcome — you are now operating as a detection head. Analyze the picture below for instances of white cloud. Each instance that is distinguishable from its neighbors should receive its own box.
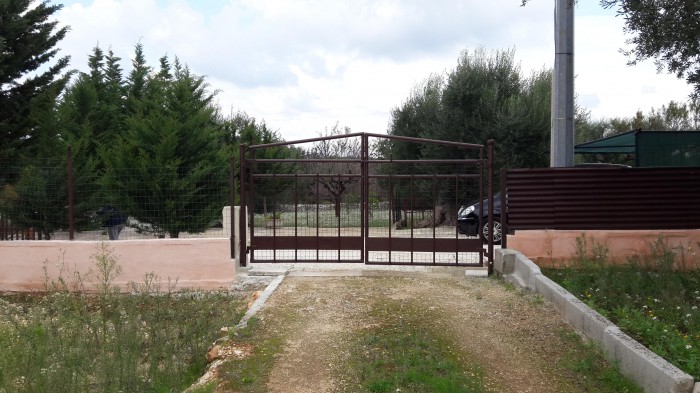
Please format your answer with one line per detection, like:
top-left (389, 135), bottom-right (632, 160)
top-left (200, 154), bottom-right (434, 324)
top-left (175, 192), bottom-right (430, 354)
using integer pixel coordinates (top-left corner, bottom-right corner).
top-left (55, 0), bottom-right (694, 141)
top-left (575, 14), bottom-right (692, 119)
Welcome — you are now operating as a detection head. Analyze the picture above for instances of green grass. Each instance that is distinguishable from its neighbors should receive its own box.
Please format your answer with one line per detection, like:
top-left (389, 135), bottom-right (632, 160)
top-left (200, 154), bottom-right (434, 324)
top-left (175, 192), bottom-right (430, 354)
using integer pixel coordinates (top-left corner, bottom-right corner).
top-left (556, 329), bottom-right (642, 393)
top-left (544, 235), bottom-right (700, 380)
top-left (0, 245), bottom-right (248, 393)
top-left (342, 299), bottom-right (486, 393)
top-left (216, 317), bottom-right (286, 392)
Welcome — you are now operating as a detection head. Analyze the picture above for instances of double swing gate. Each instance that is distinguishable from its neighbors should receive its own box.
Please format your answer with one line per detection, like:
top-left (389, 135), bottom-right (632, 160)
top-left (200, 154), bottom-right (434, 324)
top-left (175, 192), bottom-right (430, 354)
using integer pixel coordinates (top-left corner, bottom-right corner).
top-left (238, 133), bottom-right (496, 270)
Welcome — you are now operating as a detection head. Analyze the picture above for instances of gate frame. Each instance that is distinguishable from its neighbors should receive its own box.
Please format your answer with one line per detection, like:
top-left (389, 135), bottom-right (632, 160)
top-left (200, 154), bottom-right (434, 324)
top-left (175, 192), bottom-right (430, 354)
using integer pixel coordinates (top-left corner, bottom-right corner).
top-left (237, 133), bottom-right (495, 273)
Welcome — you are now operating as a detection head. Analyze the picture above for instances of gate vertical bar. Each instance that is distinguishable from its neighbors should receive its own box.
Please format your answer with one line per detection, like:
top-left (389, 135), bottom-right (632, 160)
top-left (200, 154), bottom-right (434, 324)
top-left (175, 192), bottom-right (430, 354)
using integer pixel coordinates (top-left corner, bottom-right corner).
top-left (238, 144), bottom-right (247, 267)
top-left (316, 173), bottom-right (320, 261)
top-left (432, 174), bottom-right (436, 264)
top-left (487, 140), bottom-right (495, 274)
top-left (388, 174), bottom-right (393, 264)
top-left (337, 172), bottom-right (341, 262)
top-left (272, 173), bottom-right (277, 262)
top-left (294, 173), bottom-right (299, 261)
top-left (410, 174), bottom-right (414, 264)
top-left (67, 146), bottom-right (75, 240)
top-left (454, 174), bottom-right (459, 265)
top-left (230, 157), bottom-right (235, 259)
top-left (249, 148), bottom-right (256, 263)
top-left (500, 168), bottom-right (508, 249)
top-left (361, 134), bottom-right (368, 264)
top-left (479, 149), bottom-right (484, 266)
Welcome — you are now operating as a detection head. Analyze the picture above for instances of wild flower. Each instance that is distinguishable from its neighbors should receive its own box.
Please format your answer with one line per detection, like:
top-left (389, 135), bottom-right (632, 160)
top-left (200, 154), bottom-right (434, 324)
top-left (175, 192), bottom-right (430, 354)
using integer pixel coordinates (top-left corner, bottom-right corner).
top-left (686, 345), bottom-right (693, 350)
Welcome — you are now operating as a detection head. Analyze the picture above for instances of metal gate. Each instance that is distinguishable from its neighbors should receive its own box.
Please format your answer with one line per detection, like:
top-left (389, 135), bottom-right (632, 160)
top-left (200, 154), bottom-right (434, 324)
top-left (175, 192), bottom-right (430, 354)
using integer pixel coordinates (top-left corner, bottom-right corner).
top-left (238, 133), bottom-right (495, 270)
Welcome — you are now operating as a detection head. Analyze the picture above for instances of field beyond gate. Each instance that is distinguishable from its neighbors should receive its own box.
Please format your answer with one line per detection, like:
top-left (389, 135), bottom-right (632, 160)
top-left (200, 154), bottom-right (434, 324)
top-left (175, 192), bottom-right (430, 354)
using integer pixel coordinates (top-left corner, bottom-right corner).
top-left (239, 133), bottom-right (497, 268)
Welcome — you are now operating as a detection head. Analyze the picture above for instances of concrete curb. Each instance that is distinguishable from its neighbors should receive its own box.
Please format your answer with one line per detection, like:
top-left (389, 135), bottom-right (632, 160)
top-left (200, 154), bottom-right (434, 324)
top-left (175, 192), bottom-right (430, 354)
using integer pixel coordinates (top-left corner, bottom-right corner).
top-left (236, 274), bottom-right (286, 330)
top-left (495, 248), bottom-right (697, 393)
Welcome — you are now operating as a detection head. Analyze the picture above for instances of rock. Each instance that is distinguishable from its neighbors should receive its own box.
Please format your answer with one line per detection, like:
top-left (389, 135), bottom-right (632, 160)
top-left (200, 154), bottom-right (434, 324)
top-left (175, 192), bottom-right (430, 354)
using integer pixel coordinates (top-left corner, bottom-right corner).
top-left (206, 345), bottom-right (222, 363)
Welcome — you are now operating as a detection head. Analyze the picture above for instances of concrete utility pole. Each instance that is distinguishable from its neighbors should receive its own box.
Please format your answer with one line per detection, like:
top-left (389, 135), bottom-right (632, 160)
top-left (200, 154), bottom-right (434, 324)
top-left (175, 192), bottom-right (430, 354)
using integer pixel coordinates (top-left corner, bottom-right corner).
top-left (551, 0), bottom-right (575, 167)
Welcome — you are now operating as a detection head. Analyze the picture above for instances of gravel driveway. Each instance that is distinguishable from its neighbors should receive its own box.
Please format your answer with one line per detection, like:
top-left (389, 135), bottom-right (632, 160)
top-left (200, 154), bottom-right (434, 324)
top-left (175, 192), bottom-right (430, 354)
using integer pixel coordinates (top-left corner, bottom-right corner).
top-left (197, 265), bottom-right (631, 392)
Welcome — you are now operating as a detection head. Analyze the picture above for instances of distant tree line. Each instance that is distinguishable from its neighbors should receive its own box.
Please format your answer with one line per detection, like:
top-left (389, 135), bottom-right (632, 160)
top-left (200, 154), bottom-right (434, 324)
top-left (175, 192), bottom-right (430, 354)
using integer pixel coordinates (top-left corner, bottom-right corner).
top-left (0, 0), bottom-right (297, 238)
top-left (2, 1), bottom-right (698, 236)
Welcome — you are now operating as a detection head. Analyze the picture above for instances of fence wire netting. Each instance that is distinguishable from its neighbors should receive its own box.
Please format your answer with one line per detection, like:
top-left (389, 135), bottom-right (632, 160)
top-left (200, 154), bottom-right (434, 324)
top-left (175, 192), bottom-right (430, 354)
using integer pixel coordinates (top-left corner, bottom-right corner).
top-left (1, 159), bottom-right (230, 241)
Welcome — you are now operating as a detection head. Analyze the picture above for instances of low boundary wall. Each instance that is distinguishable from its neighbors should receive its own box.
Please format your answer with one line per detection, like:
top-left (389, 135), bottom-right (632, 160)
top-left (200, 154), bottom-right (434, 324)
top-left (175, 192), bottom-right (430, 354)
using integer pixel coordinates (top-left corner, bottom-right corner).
top-left (508, 229), bottom-right (700, 268)
top-left (495, 248), bottom-right (698, 393)
top-left (0, 238), bottom-right (235, 292)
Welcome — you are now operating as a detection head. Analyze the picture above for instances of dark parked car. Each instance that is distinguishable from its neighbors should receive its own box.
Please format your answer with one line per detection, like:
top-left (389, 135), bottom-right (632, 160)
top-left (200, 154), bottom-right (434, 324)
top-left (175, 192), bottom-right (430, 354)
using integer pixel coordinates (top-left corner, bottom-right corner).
top-left (457, 192), bottom-right (502, 244)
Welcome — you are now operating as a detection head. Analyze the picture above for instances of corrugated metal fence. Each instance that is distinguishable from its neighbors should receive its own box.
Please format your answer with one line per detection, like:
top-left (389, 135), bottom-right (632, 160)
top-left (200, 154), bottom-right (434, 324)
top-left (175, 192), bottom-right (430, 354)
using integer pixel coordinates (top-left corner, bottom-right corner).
top-left (503, 167), bottom-right (700, 237)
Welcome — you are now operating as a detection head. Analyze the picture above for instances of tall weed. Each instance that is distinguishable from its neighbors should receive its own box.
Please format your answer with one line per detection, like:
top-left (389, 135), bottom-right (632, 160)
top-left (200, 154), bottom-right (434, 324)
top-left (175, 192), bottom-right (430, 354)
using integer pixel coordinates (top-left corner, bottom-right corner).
top-left (0, 243), bottom-right (247, 393)
top-left (545, 235), bottom-right (700, 380)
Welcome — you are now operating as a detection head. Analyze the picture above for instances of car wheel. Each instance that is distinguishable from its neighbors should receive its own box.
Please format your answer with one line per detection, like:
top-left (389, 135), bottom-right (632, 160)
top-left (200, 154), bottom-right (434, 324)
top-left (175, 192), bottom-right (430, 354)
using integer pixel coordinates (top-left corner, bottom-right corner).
top-left (481, 218), bottom-right (502, 245)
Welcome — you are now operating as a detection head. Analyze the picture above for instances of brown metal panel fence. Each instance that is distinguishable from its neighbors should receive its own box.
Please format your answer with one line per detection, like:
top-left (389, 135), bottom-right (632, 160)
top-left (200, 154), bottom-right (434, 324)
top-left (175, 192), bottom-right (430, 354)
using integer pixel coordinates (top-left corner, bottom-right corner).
top-left (504, 167), bottom-right (700, 232)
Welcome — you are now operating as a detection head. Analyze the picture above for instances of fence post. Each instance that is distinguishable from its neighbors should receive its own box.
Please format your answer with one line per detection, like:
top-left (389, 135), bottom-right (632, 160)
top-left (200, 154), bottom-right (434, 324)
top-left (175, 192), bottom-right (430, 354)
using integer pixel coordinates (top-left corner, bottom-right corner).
top-left (67, 146), bottom-right (75, 240)
top-left (487, 139), bottom-right (494, 275)
top-left (230, 157), bottom-right (235, 260)
top-left (500, 168), bottom-right (508, 249)
top-left (238, 144), bottom-right (247, 267)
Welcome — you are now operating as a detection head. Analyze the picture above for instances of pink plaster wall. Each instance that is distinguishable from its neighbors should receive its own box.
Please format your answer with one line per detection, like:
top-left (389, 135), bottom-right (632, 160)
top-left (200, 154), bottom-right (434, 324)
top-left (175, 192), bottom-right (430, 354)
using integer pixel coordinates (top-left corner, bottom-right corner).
top-left (0, 238), bottom-right (235, 292)
top-left (507, 230), bottom-right (700, 269)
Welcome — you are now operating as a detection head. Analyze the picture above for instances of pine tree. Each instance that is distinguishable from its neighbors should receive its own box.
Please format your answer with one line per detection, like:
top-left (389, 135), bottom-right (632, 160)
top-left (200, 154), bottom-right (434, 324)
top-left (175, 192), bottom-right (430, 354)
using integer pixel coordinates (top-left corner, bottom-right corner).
top-left (103, 53), bottom-right (228, 238)
top-left (0, 0), bottom-right (71, 166)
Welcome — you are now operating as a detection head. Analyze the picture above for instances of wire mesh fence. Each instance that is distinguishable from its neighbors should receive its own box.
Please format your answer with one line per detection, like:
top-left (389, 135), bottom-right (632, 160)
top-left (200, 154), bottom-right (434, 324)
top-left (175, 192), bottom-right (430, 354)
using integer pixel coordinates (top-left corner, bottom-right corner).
top-left (243, 133), bottom-right (489, 266)
top-left (1, 158), bottom-right (230, 241)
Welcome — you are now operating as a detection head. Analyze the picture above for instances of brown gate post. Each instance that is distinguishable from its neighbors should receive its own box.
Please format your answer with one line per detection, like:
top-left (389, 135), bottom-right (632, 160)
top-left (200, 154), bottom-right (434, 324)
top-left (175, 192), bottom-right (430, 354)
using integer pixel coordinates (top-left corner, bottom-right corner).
top-left (500, 168), bottom-right (508, 249)
top-left (234, 157), bottom-right (236, 259)
top-left (487, 139), bottom-right (494, 274)
top-left (361, 133), bottom-right (369, 264)
top-left (67, 146), bottom-right (75, 241)
top-left (238, 144), bottom-right (248, 267)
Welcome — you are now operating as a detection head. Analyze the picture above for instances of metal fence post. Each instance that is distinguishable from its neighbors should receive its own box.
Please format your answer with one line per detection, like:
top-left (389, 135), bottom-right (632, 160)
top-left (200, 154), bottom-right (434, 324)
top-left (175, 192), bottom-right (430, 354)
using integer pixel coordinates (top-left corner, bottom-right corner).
top-left (230, 157), bottom-right (235, 260)
top-left (238, 144), bottom-right (247, 267)
top-left (500, 168), bottom-right (508, 249)
top-left (67, 146), bottom-right (75, 241)
top-left (487, 139), bottom-right (494, 275)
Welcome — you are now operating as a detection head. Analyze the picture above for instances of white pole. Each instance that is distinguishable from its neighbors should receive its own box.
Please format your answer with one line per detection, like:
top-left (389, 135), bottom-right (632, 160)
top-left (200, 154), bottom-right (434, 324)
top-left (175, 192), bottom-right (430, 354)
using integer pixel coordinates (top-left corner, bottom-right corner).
top-left (551, 0), bottom-right (575, 167)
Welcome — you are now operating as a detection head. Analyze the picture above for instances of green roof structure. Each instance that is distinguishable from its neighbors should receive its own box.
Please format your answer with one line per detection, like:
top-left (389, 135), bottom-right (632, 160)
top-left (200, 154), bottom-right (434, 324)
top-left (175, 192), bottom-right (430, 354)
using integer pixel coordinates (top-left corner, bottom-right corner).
top-left (575, 130), bottom-right (700, 167)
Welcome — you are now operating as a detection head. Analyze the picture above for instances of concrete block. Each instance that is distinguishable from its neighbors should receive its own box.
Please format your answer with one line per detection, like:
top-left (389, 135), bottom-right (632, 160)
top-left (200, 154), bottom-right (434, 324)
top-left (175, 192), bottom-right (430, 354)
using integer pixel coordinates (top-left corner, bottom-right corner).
top-left (602, 327), bottom-right (695, 393)
top-left (223, 206), bottom-right (249, 266)
top-left (494, 248), bottom-right (517, 275)
top-left (562, 296), bottom-right (616, 343)
top-left (694, 382), bottom-right (700, 393)
top-left (464, 268), bottom-right (488, 278)
top-left (533, 274), bottom-right (576, 314)
top-left (513, 251), bottom-right (541, 290)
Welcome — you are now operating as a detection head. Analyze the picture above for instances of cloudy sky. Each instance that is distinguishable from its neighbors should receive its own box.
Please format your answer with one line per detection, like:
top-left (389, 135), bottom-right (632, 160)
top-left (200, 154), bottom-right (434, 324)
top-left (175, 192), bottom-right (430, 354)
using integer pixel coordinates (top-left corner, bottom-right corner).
top-left (54, 0), bottom-right (693, 141)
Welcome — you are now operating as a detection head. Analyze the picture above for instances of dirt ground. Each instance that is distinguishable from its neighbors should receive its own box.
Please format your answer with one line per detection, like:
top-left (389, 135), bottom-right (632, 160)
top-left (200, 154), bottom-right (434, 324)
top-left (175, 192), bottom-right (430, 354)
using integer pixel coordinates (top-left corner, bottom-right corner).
top-left (208, 272), bottom-right (604, 392)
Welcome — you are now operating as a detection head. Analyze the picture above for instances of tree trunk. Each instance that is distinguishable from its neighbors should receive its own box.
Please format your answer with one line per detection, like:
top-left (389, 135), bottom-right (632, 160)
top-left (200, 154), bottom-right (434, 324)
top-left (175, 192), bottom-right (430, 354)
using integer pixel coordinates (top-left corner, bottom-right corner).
top-left (412, 204), bottom-right (455, 228)
top-left (334, 195), bottom-right (341, 218)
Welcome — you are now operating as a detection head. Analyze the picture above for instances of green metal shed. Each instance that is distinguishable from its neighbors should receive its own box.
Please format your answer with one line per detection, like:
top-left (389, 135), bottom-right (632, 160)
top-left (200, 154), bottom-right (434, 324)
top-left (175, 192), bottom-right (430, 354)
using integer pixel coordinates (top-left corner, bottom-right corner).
top-left (574, 129), bottom-right (700, 167)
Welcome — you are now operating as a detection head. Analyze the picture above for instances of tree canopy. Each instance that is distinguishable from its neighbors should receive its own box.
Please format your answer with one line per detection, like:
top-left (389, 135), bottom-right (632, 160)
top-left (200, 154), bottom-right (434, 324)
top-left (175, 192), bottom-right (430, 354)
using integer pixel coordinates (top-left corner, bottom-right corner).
top-left (0, 0), bottom-right (70, 166)
top-left (387, 47), bottom-right (552, 170)
top-left (601, 0), bottom-right (700, 99)
top-left (99, 48), bottom-right (229, 238)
